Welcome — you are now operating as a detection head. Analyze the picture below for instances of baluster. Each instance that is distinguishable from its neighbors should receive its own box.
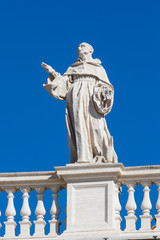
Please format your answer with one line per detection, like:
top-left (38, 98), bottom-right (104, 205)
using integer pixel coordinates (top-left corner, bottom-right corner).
top-left (115, 183), bottom-right (122, 230)
top-left (4, 188), bottom-right (17, 237)
top-left (0, 189), bottom-right (1, 230)
top-left (0, 212), bottom-right (1, 231)
top-left (124, 183), bottom-right (137, 231)
top-left (155, 182), bottom-right (160, 230)
top-left (48, 186), bottom-right (61, 236)
top-left (140, 182), bottom-right (152, 231)
top-left (64, 204), bottom-right (67, 230)
top-left (19, 188), bottom-right (32, 237)
top-left (33, 187), bottom-right (46, 236)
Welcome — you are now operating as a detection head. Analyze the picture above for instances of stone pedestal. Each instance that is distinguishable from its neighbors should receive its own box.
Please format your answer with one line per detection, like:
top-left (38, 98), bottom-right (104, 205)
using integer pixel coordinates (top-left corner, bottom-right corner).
top-left (55, 163), bottom-right (123, 238)
top-left (33, 220), bottom-right (46, 236)
top-left (19, 221), bottom-right (32, 237)
top-left (155, 214), bottom-right (160, 230)
top-left (125, 215), bottom-right (137, 231)
top-left (4, 221), bottom-right (17, 238)
top-left (140, 215), bottom-right (152, 231)
top-left (48, 219), bottom-right (61, 236)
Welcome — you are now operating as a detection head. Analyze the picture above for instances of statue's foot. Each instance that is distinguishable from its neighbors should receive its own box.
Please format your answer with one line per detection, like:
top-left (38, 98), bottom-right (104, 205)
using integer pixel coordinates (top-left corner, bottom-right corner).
top-left (92, 156), bottom-right (108, 164)
top-left (76, 160), bottom-right (90, 164)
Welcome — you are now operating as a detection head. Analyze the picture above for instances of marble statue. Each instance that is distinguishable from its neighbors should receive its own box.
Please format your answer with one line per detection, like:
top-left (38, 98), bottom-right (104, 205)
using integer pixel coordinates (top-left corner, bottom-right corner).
top-left (42, 42), bottom-right (117, 164)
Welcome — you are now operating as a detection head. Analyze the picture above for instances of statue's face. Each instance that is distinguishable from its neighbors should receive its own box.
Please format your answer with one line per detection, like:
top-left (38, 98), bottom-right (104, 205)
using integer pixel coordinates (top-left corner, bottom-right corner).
top-left (77, 43), bottom-right (92, 58)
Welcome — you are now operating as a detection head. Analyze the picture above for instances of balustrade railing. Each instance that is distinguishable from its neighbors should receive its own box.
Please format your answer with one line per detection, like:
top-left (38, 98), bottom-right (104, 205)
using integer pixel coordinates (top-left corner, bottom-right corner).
top-left (0, 171), bottom-right (65, 238)
top-left (119, 165), bottom-right (160, 233)
top-left (0, 165), bottom-right (160, 239)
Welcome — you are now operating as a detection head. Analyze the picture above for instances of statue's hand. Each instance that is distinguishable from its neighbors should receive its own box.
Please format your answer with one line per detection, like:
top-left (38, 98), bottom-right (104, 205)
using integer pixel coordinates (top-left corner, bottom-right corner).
top-left (41, 62), bottom-right (53, 73)
top-left (41, 62), bottom-right (59, 77)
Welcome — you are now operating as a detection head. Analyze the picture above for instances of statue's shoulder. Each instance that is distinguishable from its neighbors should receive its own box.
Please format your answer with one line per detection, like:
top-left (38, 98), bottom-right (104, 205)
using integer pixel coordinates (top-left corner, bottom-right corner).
top-left (89, 58), bottom-right (102, 66)
top-left (71, 58), bottom-right (102, 67)
top-left (63, 58), bottom-right (106, 78)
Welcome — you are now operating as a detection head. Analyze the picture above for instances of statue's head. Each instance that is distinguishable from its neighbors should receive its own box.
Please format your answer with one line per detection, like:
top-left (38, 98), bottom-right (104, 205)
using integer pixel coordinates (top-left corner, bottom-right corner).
top-left (77, 42), bottom-right (94, 59)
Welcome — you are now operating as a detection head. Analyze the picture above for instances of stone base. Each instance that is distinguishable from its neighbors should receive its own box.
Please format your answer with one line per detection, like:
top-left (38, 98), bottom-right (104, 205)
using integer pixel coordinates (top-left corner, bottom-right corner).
top-left (4, 221), bottom-right (17, 238)
top-left (115, 215), bottom-right (122, 230)
top-left (125, 215), bottom-right (137, 231)
top-left (55, 163), bottom-right (124, 236)
top-left (140, 214), bottom-right (152, 231)
top-left (19, 221), bottom-right (32, 237)
top-left (48, 219), bottom-right (61, 236)
top-left (33, 220), bottom-right (46, 236)
top-left (154, 214), bottom-right (160, 230)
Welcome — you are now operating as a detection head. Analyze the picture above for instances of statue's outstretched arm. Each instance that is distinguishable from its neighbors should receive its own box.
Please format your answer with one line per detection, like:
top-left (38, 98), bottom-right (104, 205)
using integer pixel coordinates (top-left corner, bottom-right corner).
top-left (42, 62), bottom-right (70, 101)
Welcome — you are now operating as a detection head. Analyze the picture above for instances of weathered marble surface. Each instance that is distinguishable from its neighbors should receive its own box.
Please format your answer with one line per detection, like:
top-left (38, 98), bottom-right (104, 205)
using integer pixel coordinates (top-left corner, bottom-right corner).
top-left (42, 43), bottom-right (117, 164)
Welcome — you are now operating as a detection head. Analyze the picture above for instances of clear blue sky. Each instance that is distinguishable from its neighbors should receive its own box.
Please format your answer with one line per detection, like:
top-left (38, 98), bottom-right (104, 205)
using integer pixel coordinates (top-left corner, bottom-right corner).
top-left (0, 0), bottom-right (159, 235)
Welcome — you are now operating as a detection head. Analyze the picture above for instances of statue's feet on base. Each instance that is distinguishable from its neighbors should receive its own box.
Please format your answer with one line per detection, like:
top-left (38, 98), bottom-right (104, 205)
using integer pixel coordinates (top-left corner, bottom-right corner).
top-left (92, 156), bottom-right (109, 164)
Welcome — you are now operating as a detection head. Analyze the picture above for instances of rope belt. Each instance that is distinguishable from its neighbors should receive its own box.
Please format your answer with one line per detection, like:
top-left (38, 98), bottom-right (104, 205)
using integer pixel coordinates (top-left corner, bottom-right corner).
top-left (72, 75), bottom-right (97, 83)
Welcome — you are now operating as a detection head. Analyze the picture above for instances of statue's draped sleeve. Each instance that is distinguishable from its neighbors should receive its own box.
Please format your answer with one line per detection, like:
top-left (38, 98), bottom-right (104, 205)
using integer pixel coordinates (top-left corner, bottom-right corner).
top-left (43, 59), bottom-right (117, 163)
top-left (43, 74), bottom-right (71, 101)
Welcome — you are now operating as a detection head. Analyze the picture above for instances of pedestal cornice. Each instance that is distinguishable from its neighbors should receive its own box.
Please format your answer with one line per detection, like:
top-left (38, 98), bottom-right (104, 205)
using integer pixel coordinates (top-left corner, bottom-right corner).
top-left (55, 163), bottom-right (124, 183)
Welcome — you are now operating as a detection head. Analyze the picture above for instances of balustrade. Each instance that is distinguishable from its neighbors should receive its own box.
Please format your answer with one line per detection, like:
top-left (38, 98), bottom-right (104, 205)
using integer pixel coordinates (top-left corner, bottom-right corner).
top-left (34, 186), bottom-right (46, 236)
top-left (0, 210), bottom-right (1, 230)
top-left (0, 165), bottom-right (159, 239)
top-left (0, 171), bottom-right (64, 238)
top-left (4, 188), bottom-right (17, 237)
top-left (124, 183), bottom-right (137, 231)
top-left (19, 187), bottom-right (31, 237)
top-left (118, 165), bottom-right (160, 234)
top-left (49, 186), bottom-right (61, 236)
top-left (155, 181), bottom-right (160, 230)
top-left (115, 183), bottom-right (122, 230)
top-left (64, 203), bottom-right (67, 230)
top-left (140, 182), bottom-right (152, 231)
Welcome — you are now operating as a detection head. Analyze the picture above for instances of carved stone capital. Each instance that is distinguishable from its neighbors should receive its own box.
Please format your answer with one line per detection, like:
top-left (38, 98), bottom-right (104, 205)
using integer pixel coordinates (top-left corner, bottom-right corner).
top-left (155, 180), bottom-right (160, 187)
top-left (49, 186), bottom-right (61, 193)
top-left (34, 186), bottom-right (46, 194)
top-left (125, 181), bottom-right (137, 188)
top-left (116, 181), bottom-right (122, 189)
top-left (20, 187), bottom-right (31, 194)
top-left (4, 187), bottom-right (16, 194)
top-left (140, 180), bottom-right (152, 188)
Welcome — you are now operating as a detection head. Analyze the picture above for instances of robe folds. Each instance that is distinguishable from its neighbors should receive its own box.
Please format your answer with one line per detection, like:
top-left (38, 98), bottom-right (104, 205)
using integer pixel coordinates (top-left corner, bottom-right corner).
top-left (43, 59), bottom-right (117, 163)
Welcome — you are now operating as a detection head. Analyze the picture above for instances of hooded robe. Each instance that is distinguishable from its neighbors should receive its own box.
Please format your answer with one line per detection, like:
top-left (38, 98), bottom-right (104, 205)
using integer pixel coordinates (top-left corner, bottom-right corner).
top-left (43, 58), bottom-right (117, 163)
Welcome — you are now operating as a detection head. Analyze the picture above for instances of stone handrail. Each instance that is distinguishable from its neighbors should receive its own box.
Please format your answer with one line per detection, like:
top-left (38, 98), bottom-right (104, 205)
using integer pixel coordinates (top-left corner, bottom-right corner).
top-left (0, 171), bottom-right (65, 238)
top-left (118, 165), bottom-right (160, 233)
top-left (0, 165), bottom-right (160, 239)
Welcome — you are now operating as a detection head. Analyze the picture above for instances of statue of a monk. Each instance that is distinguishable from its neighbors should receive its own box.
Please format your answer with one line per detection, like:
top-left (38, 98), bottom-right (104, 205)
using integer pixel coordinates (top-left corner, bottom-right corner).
top-left (42, 42), bottom-right (117, 164)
